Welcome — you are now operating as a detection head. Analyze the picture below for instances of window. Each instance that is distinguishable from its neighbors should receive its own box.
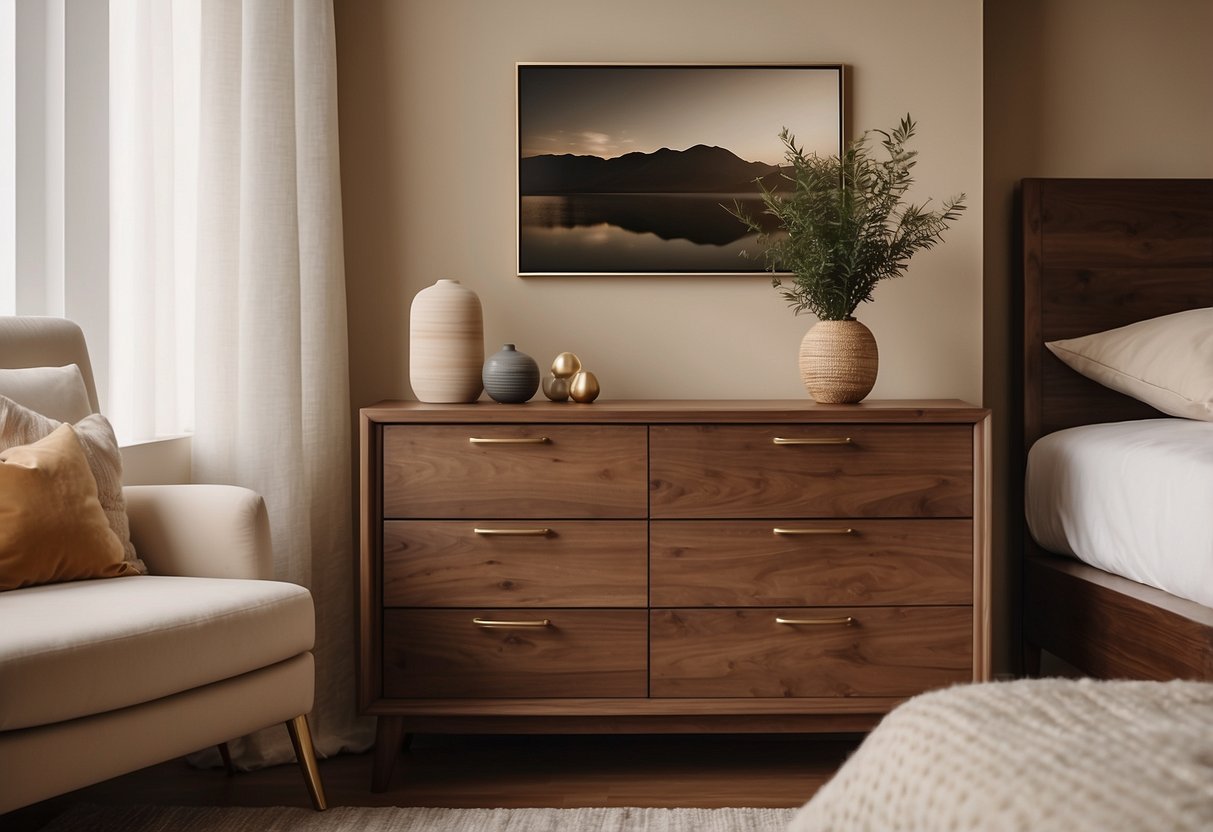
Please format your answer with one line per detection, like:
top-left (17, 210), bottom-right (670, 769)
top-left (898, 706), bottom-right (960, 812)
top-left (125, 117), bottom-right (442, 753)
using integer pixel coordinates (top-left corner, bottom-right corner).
top-left (1, 0), bottom-right (196, 443)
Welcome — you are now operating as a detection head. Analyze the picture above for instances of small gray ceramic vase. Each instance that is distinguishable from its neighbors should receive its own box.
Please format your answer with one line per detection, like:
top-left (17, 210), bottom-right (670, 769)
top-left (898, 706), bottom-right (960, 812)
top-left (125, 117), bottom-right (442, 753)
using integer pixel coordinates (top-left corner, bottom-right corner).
top-left (482, 344), bottom-right (540, 403)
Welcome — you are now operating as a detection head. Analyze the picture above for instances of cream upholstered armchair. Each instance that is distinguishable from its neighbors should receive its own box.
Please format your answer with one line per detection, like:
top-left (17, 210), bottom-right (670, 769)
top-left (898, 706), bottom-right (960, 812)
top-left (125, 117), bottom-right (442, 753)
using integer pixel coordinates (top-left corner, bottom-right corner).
top-left (0, 316), bottom-right (326, 813)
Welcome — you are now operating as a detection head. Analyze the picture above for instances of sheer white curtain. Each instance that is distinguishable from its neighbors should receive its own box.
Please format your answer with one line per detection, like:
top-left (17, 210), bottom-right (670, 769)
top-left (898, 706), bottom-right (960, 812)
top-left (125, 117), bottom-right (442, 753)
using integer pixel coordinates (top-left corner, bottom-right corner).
top-left (111, 0), bottom-right (373, 767)
top-left (109, 0), bottom-right (197, 442)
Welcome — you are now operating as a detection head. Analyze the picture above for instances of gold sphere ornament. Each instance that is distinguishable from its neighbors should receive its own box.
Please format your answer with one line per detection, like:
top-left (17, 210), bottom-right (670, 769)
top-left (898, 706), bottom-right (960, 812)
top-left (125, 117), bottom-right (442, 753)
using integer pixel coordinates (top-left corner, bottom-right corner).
top-left (569, 370), bottom-right (600, 403)
top-left (551, 352), bottom-right (582, 379)
top-left (541, 374), bottom-right (570, 402)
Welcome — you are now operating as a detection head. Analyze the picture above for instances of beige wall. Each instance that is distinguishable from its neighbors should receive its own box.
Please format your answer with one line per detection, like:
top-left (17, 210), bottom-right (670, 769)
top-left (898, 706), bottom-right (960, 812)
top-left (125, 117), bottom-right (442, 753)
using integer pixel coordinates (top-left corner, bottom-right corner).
top-left (333, 0), bottom-right (1213, 680)
top-left (336, 0), bottom-right (984, 417)
top-left (984, 0), bottom-right (1213, 670)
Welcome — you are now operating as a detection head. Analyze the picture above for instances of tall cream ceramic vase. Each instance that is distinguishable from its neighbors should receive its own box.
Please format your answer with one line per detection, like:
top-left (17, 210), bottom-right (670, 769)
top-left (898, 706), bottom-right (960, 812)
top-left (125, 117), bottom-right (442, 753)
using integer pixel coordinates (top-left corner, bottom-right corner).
top-left (799, 319), bottom-right (879, 404)
top-left (409, 279), bottom-right (484, 402)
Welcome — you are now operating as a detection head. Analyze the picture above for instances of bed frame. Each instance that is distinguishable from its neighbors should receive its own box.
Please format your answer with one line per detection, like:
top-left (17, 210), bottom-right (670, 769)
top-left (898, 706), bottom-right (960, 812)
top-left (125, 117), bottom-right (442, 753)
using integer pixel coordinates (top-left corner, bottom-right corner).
top-left (1021, 177), bottom-right (1213, 680)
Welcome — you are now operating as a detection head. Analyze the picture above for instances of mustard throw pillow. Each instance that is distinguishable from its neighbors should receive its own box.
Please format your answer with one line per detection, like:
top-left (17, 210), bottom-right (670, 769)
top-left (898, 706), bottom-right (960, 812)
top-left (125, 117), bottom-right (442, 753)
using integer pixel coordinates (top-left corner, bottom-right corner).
top-left (0, 424), bottom-right (138, 591)
top-left (0, 394), bottom-right (144, 573)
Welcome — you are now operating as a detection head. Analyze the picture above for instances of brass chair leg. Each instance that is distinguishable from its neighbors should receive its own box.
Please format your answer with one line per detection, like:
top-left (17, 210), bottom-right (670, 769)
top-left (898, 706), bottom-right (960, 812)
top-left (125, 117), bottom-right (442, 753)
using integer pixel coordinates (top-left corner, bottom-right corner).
top-left (286, 715), bottom-right (328, 811)
top-left (217, 742), bottom-right (236, 776)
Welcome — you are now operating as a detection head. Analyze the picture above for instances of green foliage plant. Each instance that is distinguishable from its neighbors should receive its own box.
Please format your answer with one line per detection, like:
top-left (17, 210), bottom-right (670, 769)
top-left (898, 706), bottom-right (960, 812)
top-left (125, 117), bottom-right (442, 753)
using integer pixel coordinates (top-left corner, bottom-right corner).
top-left (730, 115), bottom-right (966, 322)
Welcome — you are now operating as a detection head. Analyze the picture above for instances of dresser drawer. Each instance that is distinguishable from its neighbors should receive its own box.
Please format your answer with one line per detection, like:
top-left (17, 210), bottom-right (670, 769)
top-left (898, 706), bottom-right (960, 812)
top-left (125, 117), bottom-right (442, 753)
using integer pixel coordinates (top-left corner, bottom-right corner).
top-left (383, 425), bottom-right (647, 518)
top-left (383, 520), bottom-right (648, 607)
top-left (383, 609), bottom-right (648, 698)
top-left (650, 520), bottom-right (973, 606)
top-left (649, 607), bottom-right (972, 697)
top-left (649, 425), bottom-right (973, 518)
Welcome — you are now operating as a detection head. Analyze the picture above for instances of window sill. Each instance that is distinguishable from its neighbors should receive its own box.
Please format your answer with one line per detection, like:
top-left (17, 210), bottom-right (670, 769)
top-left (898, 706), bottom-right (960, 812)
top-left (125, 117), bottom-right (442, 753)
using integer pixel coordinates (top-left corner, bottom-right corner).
top-left (119, 434), bottom-right (192, 486)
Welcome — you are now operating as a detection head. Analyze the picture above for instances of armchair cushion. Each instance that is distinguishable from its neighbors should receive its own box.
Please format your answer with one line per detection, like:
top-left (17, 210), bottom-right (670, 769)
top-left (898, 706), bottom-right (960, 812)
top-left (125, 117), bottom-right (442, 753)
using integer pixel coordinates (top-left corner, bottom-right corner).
top-left (0, 425), bottom-right (135, 591)
top-left (0, 395), bottom-right (143, 573)
top-left (0, 364), bottom-right (92, 423)
top-left (0, 575), bottom-right (313, 731)
top-left (124, 485), bottom-right (273, 580)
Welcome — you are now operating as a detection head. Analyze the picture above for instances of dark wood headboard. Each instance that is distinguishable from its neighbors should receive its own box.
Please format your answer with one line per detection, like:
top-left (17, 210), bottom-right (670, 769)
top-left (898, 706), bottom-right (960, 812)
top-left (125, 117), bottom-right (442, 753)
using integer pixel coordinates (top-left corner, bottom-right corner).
top-left (1021, 178), bottom-right (1213, 454)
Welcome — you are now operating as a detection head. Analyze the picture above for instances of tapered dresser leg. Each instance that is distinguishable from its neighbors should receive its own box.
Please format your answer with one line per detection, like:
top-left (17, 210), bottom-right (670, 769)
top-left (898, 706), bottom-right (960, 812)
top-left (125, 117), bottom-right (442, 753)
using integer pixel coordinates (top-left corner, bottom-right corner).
top-left (217, 742), bottom-right (236, 776)
top-left (1023, 640), bottom-right (1043, 677)
top-left (286, 715), bottom-right (328, 811)
top-left (371, 715), bottom-right (405, 793)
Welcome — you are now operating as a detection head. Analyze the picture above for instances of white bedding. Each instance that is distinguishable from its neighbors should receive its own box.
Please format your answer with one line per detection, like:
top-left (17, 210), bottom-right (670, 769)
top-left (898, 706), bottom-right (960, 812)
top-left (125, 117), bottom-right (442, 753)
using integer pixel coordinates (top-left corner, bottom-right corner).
top-left (789, 678), bottom-right (1213, 832)
top-left (1026, 418), bottom-right (1213, 608)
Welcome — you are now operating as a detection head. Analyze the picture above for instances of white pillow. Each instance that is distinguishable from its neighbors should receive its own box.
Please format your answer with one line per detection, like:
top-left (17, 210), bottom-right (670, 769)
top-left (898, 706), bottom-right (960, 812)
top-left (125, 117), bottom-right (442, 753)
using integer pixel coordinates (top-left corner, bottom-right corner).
top-left (0, 364), bottom-right (92, 423)
top-left (1046, 307), bottom-right (1213, 421)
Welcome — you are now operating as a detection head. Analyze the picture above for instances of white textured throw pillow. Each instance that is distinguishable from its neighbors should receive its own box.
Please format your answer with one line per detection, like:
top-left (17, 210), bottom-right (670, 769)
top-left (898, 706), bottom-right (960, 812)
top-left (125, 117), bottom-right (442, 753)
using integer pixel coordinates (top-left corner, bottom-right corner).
top-left (0, 395), bottom-right (146, 574)
top-left (790, 679), bottom-right (1213, 832)
top-left (1046, 307), bottom-right (1213, 421)
top-left (0, 364), bottom-right (92, 423)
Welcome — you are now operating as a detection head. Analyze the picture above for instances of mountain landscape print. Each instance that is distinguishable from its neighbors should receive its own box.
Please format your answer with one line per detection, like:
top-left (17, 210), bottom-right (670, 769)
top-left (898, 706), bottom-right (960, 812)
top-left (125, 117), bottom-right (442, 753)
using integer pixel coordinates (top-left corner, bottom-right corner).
top-left (517, 64), bottom-right (842, 275)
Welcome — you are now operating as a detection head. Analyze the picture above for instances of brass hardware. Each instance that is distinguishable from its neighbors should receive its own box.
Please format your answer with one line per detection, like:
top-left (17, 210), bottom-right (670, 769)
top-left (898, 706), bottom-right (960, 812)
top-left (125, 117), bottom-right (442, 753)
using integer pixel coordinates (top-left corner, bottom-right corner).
top-left (285, 715), bottom-right (327, 811)
top-left (542, 374), bottom-right (570, 401)
top-left (773, 527), bottom-right (854, 536)
top-left (569, 370), bottom-right (601, 403)
top-left (468, 436), bottom-right (550, 445)
top-left (551, 351), bottom-right (582, 379)
top-left (775, 616), bottom-right (855, 626)
top-left (772, 436), bottom-right (852, 445)
top-left (474, 528), bottom-right (551, 536)
top-left (473, 617), bottom-right (552, 628)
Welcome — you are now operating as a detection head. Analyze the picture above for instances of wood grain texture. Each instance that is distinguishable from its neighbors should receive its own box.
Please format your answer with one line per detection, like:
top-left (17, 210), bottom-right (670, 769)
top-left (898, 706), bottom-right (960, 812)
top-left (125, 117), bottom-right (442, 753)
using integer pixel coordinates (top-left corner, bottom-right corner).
top-left (363, 696), bottom-right (905, 717)
top-left (1040, 266), bottom-right (1213, 341)
top-left (383, 425), bottom-right (647, 518)
top-left (1034, 265), bottom-right (1213, 434)
top-left (973, 413), bottom-right (993, 681)
top-left (1024, 555), bottom-right (1213, 680)
top-left (358, 413), bottom-right (384, 711)
top-left (371, 715), bottom-right (405, 793)
top-left (1020, 178), bottom-right (1213, 682)
top-left (1022, 178), bottom-right (1044, 459)
top-left (363, 400), bottom-right (989, 425)
top-left (649, 520), bottom-right (972, 607)
top-left (1038, 357), bottom-right (1164, 435)
top-left (649, 425), bottom-right (973, 518)
top-left (359, 400), bottom-right (990, 745)
top-left (383, 521), bottom-right (648, 607)
top-left (1038, 179), bottom-right (1213, 268)
top-left (1022, 178), bottom-right (1213, 448)
top-left (650, 607), bottom-right (972, 698)
top-left (388, 714), bottom-right (885, 735)
top-left (382, 609), bottom-right (648, 698)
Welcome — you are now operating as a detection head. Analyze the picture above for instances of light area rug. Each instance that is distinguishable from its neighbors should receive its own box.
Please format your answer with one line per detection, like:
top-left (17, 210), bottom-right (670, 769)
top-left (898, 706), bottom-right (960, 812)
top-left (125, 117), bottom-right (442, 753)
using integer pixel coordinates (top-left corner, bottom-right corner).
top-left (44, 805), bottom-right (798, 832)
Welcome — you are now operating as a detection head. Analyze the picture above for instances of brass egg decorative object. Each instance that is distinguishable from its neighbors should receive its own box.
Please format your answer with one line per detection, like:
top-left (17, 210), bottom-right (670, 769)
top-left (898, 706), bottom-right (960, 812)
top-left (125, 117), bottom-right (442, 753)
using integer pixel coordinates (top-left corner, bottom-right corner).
top-left (541, 374), bottom-right (570, 402)
top-left (551, 351), bottom-right (582, 379)
top-left (569, 370), bottom-right (600, 403)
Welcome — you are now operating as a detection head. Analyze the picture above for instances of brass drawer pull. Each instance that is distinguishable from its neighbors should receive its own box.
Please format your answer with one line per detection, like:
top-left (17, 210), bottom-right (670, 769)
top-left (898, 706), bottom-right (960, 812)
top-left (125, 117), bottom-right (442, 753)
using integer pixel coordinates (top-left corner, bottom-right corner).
top-left (472, 617), bottom-right (551, 628)
top-left (474, 528), bottom-right (551, 536)
top-left (773, 527), bottom-right (854, 536)
top-left (775, 616), bottom-right (855, 627)
top-left (772, 436), bottom-right (852, 445)
top-left (468, 436), bottom-right (550, 445)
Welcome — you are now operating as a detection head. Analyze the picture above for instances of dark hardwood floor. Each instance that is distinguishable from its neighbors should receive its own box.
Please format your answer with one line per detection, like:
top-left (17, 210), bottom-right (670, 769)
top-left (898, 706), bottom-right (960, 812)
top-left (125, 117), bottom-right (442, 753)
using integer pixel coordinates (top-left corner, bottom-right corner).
top-left (3, 733), bottom-right (859, 830)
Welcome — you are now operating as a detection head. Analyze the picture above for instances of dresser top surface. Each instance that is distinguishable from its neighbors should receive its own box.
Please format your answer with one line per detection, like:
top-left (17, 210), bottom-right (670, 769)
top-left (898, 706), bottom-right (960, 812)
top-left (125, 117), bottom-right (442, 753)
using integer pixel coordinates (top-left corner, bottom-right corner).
top-left (362, 399), bottom-right (988, 424)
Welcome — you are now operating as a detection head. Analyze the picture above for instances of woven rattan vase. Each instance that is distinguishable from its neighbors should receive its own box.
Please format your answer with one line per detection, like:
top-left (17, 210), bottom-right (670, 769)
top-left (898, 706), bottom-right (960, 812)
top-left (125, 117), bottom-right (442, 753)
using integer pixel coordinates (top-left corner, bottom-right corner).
top-left (799, 319), bottom-right (879, 404)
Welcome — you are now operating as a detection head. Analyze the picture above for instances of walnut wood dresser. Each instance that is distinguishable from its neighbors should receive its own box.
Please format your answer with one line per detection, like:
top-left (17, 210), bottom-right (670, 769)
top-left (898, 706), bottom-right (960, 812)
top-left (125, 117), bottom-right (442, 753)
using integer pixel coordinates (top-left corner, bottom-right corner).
top-left (359, 399), bottom-right (991, 789)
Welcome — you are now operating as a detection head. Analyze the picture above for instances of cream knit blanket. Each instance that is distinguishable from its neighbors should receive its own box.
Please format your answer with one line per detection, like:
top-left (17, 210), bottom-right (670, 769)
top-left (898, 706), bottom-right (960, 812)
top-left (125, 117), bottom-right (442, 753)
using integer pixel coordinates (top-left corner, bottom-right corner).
top-left (790, 678), bottom-right (1213, 832)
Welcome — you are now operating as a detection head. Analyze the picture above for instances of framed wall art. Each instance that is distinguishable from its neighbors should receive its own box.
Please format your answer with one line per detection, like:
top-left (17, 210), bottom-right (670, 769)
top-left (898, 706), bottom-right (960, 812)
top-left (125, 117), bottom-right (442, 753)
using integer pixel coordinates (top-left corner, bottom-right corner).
top-left (516, 63), bottom-right (844, 276)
